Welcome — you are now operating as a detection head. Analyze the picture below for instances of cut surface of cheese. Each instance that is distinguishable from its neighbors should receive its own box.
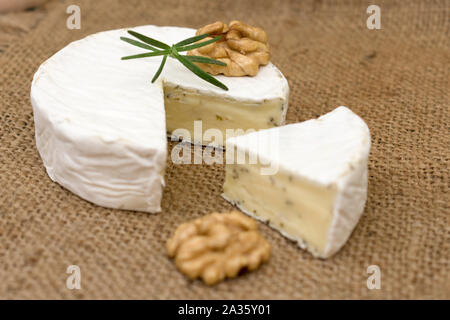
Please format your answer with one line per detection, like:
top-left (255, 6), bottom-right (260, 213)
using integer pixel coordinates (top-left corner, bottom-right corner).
top-left (222, 107), bottom-right (371, 258)
top-left (164, 84), bottom-right (286, 147)
top-left (31, 25), bottom-right (289, 212)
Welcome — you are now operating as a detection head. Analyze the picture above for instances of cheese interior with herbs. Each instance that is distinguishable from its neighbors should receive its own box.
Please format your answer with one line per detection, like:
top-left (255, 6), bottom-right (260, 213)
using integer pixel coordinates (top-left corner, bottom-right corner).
top-left (222, 107), bottom-right (371, 258)
top-left (164, 84), bottom-right (286, 146)
top-left (31, 25), bottom-right (289, 212)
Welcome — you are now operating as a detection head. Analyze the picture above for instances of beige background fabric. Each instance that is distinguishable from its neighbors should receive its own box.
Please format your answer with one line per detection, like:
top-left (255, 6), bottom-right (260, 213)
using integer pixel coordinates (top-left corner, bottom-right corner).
top-left (0, 0), bottom-right (448, 299)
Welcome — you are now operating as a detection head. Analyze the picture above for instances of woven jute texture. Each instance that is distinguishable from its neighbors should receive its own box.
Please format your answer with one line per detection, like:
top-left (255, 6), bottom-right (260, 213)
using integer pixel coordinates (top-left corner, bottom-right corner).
top-left (0, 0), bottom-right (449, 299)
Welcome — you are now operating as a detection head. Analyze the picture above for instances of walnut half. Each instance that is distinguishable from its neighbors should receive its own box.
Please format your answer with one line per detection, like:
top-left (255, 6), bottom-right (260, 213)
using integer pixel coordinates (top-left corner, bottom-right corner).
top-left (167, 211), bottom-right (271, 285)
top-left (187, 21), bottom-right (270, 77)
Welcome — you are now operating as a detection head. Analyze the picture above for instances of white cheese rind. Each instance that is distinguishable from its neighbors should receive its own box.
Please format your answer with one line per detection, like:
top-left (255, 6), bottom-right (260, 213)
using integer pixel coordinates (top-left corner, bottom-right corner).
top-left (325, 152), bottom-right (368, 257)
top-left (32, 93), bottom-right (166, 212)
top-left (31, 25), bottom-right (289, 212)
top-left (223, 106), bottom-right (371, 257)
top-left (31, 46), bottom-right (167, 212)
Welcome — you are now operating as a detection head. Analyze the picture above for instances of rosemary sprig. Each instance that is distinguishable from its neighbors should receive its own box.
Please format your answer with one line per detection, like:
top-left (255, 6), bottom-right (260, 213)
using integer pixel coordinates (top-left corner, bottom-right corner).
top-left (127, 30), bottom-right (169, 49)
top-left (172, 47), bottom-right (228, 91)
top-left (151, 54), bottom-right (167, 83)
top-left (122, 50), bottom-right (168, 60)
top-left (184, 55), bottom-right (227, 65)
top-left (120, 30), bottom-right (228, 90)
top-left (175, 36), bottom-right (222, 52)
top-left (120, 37), bottom-right (158, 51)
top-left (174, 33), bottom-right (210, 47)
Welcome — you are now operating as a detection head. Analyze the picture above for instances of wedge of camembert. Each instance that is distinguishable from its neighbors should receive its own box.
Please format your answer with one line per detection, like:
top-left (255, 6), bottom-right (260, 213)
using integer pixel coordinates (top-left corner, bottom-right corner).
top-left (31, 25), bottom-right (288, 212)
top-left (222, 107), bottom-right (371, 258)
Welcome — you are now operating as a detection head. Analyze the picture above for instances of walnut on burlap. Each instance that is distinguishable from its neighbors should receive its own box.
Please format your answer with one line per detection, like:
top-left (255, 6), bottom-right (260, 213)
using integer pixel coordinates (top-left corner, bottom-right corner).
top-left (0, 0), bottom-right (448, 299)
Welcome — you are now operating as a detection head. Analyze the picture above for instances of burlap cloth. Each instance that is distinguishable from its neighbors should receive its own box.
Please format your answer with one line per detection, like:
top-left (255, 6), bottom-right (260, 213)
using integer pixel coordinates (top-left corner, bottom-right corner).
top-left (0, 0), bottom-right (448, 299)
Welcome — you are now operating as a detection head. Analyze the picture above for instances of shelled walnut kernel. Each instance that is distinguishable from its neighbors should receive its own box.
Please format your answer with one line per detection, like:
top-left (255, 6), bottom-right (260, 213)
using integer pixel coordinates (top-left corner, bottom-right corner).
top-left (187, 21), bottom-right (270, 77)
top-left (167, 211), bottom-right (271, 285)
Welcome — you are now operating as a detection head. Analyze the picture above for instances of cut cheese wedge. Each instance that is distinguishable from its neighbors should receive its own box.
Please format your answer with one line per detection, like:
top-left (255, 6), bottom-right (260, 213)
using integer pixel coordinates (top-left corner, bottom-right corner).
top-left (222, 107), bottom-right (371, 258)
top-left (31, 25), bottom-right (289, 213)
